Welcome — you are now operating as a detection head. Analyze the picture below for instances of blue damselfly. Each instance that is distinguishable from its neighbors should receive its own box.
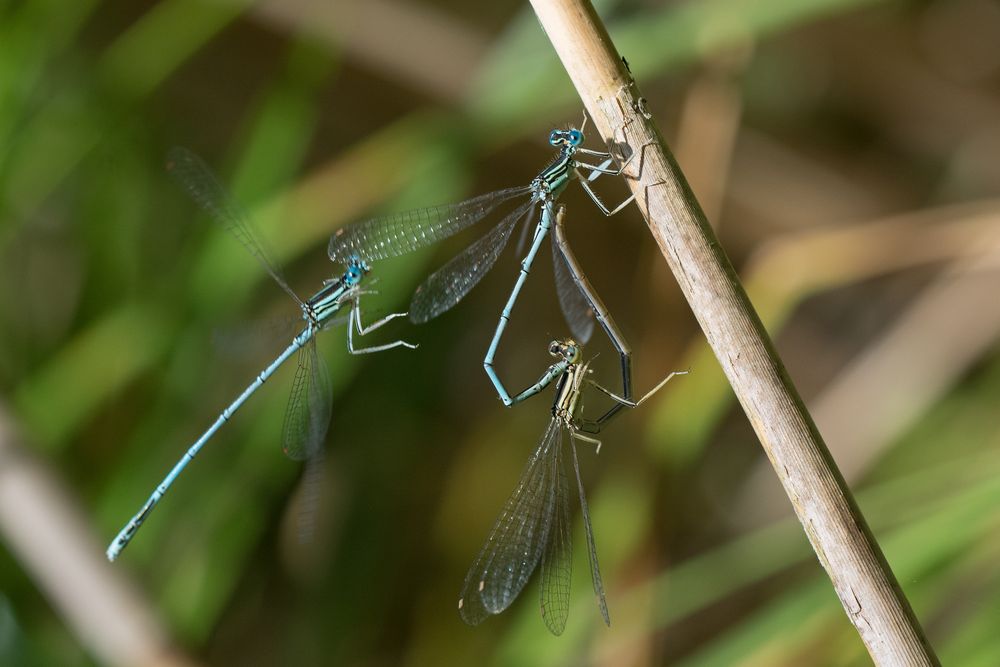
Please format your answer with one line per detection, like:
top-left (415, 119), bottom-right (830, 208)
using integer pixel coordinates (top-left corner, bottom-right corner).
top-left (106, 148), bottom-right (416, 561)
top-left (327, 121), bottom-right (636, 404)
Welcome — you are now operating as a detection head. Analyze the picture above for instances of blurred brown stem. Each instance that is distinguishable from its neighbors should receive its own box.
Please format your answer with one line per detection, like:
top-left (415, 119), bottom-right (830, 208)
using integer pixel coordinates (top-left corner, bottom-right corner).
top-left (0, 404), bottom-right (197, 667)
top-left (528, 0), bottom-right (939, 663)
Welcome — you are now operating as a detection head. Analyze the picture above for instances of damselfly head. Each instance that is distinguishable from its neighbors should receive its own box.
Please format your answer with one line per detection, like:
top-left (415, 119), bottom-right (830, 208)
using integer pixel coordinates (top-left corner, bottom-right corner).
top-left (344, 255), bottom-right (370, 285)
top-left (548, 338), bottom-right (581, 363)
top-left (549, 128), bottom-right (585, 148)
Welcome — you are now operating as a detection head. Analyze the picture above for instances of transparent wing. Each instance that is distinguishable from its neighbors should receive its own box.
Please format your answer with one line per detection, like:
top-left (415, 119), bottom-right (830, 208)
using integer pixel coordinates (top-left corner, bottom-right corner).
top-left (211, 315), bottom-right (306, 361)
top-left (552, 236), bottom-right (595, 344)
top-left (166, 147), bottom-right (299, 303)
top-left (295, 446), bottom-right (325, 544)
top-left (458, 418), bottom-right (559, 625)
top-left (570, 433), bottom-right (610, 626)
top-left (410, 201), bottom-right (535, 323)
top-left (539, 426), bottom-right (572, 636)
top-left (281, 339), bottom-right (333, 461)
top-left (328, 186), bottom-right (532, 265)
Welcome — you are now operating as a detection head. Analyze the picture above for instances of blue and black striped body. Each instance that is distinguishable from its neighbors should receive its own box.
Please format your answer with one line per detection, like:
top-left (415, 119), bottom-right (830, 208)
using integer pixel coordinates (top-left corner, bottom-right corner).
top-left (304, 257), bottom-right (368, 328)
top-left (529, 128), bottom-right (584, 204)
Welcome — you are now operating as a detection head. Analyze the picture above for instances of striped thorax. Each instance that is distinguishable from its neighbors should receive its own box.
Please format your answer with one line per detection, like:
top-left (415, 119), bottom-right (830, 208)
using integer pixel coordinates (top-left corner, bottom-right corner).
top-left (532, 128), bottom-right (586, 202)
top-left (549, 338), bottom-right (589, 423)
top-left (304, 256), bottom-right (369, 327)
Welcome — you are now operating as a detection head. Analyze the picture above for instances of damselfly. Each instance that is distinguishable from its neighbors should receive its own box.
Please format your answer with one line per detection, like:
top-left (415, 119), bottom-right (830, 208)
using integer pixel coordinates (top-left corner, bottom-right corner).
top-left (457, 339), bottom-right (686, 634)
top-left (106, 148), bottom-right (416, 561)
top-left (327, 121), bottom-right (636, 404)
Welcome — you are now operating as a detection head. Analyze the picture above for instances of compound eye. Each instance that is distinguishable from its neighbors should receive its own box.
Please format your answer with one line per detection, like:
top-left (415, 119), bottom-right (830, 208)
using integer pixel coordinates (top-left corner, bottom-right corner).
top-left (549, 130), bottom-right (562, 145)
top-left (569, 130), bottom-right (583, 144)
top-left (548, 341), bottom-right (560, 356)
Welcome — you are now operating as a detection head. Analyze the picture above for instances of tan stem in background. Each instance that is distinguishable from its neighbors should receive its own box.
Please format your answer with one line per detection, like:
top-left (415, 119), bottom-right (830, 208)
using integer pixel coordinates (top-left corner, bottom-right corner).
top-left (528, 0), bottom-right (940, 663)
top-left (0, 405), bottom-right (197, 667)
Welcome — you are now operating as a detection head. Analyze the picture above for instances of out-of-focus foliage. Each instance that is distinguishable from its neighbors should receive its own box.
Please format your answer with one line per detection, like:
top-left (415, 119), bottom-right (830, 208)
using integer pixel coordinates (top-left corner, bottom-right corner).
top-left (1, 0), bottom-right (999, 665)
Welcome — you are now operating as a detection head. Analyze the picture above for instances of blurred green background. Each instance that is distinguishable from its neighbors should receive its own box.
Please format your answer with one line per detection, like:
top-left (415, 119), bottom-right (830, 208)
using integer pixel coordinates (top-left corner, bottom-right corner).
top-left (2, 0), bottom-right (1000, 665)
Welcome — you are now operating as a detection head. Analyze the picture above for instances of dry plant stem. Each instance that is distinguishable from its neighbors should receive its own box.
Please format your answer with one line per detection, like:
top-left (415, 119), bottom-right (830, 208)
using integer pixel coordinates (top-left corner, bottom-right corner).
top-left (528, 0), bottom-right (939, 664)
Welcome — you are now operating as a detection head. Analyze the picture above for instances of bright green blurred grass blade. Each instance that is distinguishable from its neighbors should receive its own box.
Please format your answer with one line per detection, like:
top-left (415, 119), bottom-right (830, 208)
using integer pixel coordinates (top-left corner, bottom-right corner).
top-left (0, 0), bottom-right (100, 158)
top-left (99, 0), bottom-right (250, 99)
top-left (677, 466), bottom-right (1000, 666)
top-left (3, 0), bottom-right (246, 220)
top-left (13, 303), bottom-right (174, 448)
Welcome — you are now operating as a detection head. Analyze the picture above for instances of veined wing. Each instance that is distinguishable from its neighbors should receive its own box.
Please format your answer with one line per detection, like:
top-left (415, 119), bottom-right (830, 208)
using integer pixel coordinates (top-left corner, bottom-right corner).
top-left (539, 426), bottom-right (572, 635)
top-left (570, 434), bottom-right (610, 626)
top-left (281, 338), bottom-right (333, 462)
top-left (458, 418), bottom-right (559, 625)
top-left (295, 446), bottom-right (325, 544)
top-left (552, 236), bottom-right (595, 344)
top-left (328, 186), bottom-right (532, 265)
top-left (409, 201), bottom-right (535, 323)
top-left (166, 147), bottom-right (300, 304)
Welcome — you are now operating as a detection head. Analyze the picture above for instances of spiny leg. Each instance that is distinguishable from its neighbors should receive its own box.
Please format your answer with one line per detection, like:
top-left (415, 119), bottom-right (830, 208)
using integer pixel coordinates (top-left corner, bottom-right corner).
top-left (589, 370), bottom-right (689, 409)
top-left (576, 127), bottom-right (661, 217)
top-left (353, 299), bottom-right (408, 335)
top-left (347, 299), bottom-right (418, 355)
top-left (574, 173), bottom-right (635, 217)
top-left (571, 429), bottom-right (603, 454)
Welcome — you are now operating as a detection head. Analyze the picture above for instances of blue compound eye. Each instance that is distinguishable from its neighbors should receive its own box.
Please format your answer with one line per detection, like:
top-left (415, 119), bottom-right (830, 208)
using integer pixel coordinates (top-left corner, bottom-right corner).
top-left (549, 130), bottom-right (562, 145)
top-left (568, 130), bottom-right (583, 145)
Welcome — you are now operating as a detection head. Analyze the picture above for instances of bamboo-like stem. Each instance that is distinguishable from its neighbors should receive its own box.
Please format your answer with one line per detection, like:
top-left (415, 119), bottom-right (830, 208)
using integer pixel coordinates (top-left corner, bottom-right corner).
top-left (528, 0), bottom-right (939, 663)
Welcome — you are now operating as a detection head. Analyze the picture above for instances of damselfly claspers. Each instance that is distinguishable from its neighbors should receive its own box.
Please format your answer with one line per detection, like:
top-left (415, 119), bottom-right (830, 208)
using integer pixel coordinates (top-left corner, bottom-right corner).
top-left (327, 121), bottom-right (636, 404)
top-left (106, 148), bottom-right (416, 561)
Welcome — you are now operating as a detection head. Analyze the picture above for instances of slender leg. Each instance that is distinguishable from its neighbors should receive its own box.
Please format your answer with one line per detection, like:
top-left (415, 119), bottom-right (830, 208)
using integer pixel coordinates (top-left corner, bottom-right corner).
top-left (576, 160), bottom-right (626, 176)
top-left (553, 206), bottom-right (632, 425)
top-left (484, 203), bottom-right (553, 406)
top-left (575, 172), bottom-right (635, 217)
top-left (347, 299), bottom-right (418, 355)
top-left (354, 300), bottom-right (408, 335)
top-left (571, 429), bottom-right (603, 454)
top-left (575, 136), bottom-right (639, 176)
top-left (576, 147), bottom-right (615, 159)
top-left (585, 158), bottom-right (615, 183)
top-left (589, 370), bottom-right (688, 409)
top-left (574, 146), bottom-right (640, 217)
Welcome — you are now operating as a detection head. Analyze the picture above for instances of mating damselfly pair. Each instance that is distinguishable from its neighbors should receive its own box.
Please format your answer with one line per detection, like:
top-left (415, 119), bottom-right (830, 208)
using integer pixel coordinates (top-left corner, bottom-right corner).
top-left (107, 123), bottom-right (685, 635)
